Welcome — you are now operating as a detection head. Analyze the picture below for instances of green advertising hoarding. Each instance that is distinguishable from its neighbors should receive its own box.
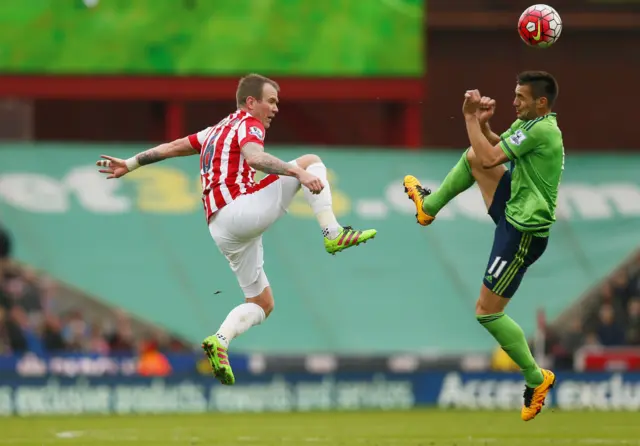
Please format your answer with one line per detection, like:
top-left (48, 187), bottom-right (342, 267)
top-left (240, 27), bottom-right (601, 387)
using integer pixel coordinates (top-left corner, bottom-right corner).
top-left (1, 145), bottom-right (639, 354)
top-left (0, 0), bottom-right (424, 76)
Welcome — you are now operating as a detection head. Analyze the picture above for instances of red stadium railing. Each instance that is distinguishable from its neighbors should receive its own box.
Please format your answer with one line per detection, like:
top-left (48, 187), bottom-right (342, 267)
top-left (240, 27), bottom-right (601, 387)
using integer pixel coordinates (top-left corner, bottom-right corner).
top-left (0, 76), bottom-right (424, 148)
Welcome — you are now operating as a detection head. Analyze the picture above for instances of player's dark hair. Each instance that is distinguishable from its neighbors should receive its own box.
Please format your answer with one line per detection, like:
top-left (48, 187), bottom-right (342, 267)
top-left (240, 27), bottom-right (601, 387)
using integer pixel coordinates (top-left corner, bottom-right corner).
top-left (517, 71), bottom-right (559, 107)
top-left (236, 74), bottom-right (280, 108)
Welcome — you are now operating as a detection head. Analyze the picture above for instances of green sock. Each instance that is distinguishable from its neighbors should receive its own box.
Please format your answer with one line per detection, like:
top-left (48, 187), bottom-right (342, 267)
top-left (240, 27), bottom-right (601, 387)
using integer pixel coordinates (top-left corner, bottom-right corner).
top-left (477, 312), bottom-right (544, 388)
top-left (422, 149), bottom-right (475, 216)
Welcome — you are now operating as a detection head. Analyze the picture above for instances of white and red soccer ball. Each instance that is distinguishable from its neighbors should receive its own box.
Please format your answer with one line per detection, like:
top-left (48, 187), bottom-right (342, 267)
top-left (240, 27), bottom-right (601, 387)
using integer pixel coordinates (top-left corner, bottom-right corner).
top-left (518, 4), bottom-right (563, 48)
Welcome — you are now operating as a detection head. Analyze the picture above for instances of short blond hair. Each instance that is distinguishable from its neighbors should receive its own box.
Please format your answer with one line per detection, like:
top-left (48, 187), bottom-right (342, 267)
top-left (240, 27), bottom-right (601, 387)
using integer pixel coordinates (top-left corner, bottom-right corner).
top-left (236, 74), bottom-right (280, 108)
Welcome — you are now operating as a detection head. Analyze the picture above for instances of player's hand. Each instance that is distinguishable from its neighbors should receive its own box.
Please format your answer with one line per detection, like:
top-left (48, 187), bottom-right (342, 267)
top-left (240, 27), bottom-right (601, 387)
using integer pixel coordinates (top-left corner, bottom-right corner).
top-left (95, 155), bottom-right (130, 179)
top-left (462, 89), bottom-right (482, 117)
top-left (476, 96), bottom-right (496, 124)
top-left (297, 170), bottom-right (324, 194)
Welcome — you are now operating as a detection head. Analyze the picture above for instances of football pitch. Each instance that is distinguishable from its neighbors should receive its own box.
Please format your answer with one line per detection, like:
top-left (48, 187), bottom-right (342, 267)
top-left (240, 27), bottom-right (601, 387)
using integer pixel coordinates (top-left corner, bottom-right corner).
top-left (0, 409), bottom-right (638, 445)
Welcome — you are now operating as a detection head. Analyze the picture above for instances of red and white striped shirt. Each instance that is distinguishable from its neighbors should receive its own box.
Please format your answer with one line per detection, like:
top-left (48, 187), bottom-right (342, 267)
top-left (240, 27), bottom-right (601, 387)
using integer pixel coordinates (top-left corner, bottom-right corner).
top-left (188, 110), bottom-right (278, 223)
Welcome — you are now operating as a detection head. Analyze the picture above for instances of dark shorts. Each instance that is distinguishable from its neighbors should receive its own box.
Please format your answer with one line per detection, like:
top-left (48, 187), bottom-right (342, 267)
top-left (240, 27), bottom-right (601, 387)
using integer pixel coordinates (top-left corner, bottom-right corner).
top-left (483, 171), bottom-right (548, 298)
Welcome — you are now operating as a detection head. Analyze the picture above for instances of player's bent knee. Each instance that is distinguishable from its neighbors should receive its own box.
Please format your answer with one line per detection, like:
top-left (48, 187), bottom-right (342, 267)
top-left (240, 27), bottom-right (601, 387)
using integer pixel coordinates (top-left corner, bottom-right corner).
top-left (466, 147), bottom-right (486, 172)
top-left (475, 298), bottom-right (492, 316)
top-left (466, 148), bottom-right (488, 177)
top-left (246, 288), bottom-right (274, 317)
top-left (252, 296), bottom-right (274, 317)
top-left (296, 154), bottom-right (322, 170)
top-left (241, 270), bottom-right (274, 316)
top-left (465, 147), bottom-right (476, 164)
top-left (475, 285), bottom-right (510, 316)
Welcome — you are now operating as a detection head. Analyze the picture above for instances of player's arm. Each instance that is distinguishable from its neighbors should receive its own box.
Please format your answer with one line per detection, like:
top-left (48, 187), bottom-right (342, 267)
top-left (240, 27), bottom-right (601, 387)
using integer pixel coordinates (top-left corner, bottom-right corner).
top-left (96, 136), bottom-right (198, 179)
top-left (498, 125), bottom-right (541, 164)
top-left (237, 119), bottom-right (304, 177)
top-left (241, 142), bottom-right (303, 177)
top-left (129, 136), bottom-right (198, 168)
top-left (476, 96), bottom-right (501, 145)
top-left (464, 115), bottom-right (509, 169)
top-left (238, 120), bottom-right (323, 193)
top-left (481, 122), bottom-right (501, 146)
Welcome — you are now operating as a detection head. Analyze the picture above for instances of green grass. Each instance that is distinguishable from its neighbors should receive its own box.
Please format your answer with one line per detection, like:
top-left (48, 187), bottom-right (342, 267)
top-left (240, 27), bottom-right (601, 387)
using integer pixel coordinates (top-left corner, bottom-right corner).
top-left (0, 409), bottom-right (638, 445)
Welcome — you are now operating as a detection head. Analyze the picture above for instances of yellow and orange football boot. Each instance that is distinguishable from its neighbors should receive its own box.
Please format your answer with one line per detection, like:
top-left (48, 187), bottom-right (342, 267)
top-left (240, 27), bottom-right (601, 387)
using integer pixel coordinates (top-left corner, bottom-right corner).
top-left (521, 369), bottom-right (556, 421)
top-left (403, 175), bottom-right (435, 226)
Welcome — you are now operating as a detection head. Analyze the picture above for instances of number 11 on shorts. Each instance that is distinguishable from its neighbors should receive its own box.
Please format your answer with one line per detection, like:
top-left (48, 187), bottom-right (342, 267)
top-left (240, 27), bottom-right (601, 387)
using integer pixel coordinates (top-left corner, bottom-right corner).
top-left (488, 256), bottom-right (508, 278)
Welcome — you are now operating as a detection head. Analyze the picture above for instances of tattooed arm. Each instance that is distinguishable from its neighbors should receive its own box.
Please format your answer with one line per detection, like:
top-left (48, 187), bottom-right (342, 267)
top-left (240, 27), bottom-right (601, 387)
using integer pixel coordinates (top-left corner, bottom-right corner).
top-left (134, 137), bottom-right (197, 166)
top-left (241, 142), bottom-right (304, 177)
top-left (95, 137), bottom-right (198, 179)
top-left (240, 142), bottom-right (325, 193)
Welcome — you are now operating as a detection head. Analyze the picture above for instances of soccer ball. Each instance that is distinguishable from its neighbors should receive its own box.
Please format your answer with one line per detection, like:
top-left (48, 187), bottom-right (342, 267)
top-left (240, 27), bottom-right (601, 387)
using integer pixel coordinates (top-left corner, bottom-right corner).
top-left (518, 4), bottom-right (562, 48)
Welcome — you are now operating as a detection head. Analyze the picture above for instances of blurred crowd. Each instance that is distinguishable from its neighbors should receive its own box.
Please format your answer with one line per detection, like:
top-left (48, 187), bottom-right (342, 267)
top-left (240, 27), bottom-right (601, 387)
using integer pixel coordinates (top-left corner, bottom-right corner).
top-left (0, 223), bottom-right (189, 357)
top-left (548, 250), bottom-right (640, 369)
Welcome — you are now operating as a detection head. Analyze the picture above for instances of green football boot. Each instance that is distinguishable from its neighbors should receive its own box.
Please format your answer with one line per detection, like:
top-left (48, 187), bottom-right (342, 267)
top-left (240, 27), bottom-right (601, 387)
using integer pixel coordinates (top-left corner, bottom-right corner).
top-left (201, 335), bottom-right (235, 385)
top-left (324, 226), bottom-right (377, 255)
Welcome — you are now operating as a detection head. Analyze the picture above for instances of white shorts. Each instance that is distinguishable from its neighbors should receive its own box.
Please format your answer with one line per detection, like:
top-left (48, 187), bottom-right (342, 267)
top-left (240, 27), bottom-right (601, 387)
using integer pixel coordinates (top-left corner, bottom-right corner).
top-left (208, 162), bottom-right (301, 298)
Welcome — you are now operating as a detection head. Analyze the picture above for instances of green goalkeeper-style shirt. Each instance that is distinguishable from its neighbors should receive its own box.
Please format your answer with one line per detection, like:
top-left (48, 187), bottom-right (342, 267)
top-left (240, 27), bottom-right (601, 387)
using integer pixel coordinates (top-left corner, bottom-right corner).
top-left (498, 113), bottom-right (565, 237)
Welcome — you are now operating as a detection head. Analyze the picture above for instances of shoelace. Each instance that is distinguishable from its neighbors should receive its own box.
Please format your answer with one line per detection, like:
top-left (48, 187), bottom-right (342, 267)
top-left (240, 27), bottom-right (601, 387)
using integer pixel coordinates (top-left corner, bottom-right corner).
top-left (523, 385), bottom-right (547, 408)
top-left (417, 185), bottom-right (432, 197)
top-left (523, 386), bottom-right (535, 407)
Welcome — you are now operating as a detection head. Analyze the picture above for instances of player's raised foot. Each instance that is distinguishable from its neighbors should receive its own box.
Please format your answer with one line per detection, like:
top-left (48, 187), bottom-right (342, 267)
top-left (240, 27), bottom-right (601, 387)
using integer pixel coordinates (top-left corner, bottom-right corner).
top-left (403, 175), bottom-right (435, 226)
top-left (521, 369), bottom-right (556, 421)
top-left (325, 226), bottom-right (377, 255)
top-left (201, 335), bottom-right (235, 385)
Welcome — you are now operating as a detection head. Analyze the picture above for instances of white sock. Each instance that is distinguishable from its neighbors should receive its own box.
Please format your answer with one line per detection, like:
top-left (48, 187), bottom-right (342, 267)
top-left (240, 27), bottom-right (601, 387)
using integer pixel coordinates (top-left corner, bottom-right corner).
top-left (303, 162), bottom-right (341, 239)
top-left (215, 302), bottom-right (266, 349)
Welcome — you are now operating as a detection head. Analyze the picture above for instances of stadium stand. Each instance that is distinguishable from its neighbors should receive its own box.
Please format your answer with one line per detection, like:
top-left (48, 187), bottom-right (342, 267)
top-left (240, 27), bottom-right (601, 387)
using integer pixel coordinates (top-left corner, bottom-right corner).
top-left (0, 223), bottom-right (190, 356)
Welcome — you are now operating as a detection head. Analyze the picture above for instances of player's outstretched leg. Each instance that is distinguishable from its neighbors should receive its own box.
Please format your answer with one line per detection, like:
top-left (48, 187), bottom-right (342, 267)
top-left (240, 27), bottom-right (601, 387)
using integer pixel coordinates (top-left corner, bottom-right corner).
top-left (476, 286), bottom-right (555, 421)
top-left (403, 148), bottom-right (475, 226)
top-left (296, 154), bottom-right (377, 255)
top-left (477, 312), bottom-right (555, 420)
